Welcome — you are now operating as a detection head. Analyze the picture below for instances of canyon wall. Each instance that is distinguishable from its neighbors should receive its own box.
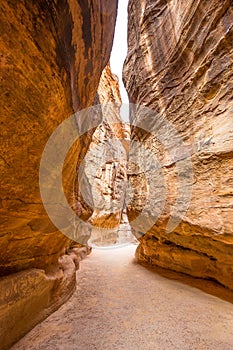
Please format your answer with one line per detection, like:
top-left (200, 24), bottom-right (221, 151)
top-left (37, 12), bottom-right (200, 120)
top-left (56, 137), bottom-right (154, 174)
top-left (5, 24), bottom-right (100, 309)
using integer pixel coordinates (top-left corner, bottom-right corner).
top-left (0, 1), bottom-right (118, 349)
top-left (74, 64), bottom-right (131, 247)
top-left (124, 0), bottom-right (233, 289)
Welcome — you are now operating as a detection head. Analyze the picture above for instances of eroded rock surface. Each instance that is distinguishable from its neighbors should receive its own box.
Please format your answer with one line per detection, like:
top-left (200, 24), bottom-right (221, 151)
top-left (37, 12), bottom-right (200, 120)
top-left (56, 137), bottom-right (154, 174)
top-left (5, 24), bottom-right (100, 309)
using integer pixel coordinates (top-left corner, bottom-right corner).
top-left (0, 245), bottom-right (91, 350)
top-left (74, 64), bottom-right (132, 246)
top-left (123, 0), bottom-right (233, 289)
top-left (0, 1), bottom-right (117, 348)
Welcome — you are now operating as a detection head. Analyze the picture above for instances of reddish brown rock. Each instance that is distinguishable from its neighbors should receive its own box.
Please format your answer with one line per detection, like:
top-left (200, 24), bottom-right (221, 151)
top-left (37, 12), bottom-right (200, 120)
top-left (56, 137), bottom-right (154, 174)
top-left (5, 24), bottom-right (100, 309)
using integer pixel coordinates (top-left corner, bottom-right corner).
top-left (0, 245), bottom-right (91, 350)
top-left (123, 0), bottom-right (233, 290)
top-left (74, 64), bottom-right (132, 247)
top-left (0, 1), bottom-right (117, 348)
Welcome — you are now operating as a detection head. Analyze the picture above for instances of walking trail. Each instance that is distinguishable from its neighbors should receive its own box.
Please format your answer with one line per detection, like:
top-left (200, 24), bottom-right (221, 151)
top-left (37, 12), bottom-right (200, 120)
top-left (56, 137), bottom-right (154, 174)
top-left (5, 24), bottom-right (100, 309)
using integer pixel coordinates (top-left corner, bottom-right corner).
top-left (11, 244), bottom-right (233, 350)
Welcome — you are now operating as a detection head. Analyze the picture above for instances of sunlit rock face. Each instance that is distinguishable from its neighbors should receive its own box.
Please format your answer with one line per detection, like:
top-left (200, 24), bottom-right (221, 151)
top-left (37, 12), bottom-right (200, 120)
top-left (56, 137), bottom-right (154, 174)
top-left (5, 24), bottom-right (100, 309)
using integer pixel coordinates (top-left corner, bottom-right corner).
top-left (123, 0), bottom-right (233, 290)
top-left (74, 64), bottom-right (132, 247)
top-left (0, 1), bottom-right (117, 348)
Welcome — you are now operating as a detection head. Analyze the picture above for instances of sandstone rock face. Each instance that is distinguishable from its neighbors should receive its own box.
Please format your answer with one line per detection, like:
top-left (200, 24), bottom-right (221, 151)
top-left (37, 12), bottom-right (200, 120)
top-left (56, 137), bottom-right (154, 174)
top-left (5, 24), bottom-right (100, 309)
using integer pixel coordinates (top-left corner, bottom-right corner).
top-left (0, 245), bottom-right (91, 350)
top-left (74, 64), bottom-right (133, 247)
top-left (123, 0), bottom-right (233, 289)
top-left (0, 1), bottom-right (117, 348)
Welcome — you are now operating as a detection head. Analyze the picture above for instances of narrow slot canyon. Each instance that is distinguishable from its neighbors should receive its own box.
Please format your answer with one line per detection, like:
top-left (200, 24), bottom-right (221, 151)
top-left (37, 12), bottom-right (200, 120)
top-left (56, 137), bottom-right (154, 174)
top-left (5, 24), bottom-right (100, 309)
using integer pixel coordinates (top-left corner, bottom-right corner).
top-left (0, 1), bottom-right (233, 349)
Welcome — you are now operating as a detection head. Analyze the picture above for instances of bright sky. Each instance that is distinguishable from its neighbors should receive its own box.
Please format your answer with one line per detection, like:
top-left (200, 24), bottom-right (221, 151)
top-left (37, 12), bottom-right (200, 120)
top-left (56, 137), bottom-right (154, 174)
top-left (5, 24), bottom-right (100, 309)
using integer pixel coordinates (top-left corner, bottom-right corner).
top-left (110, 0), bottom-right (129, 106)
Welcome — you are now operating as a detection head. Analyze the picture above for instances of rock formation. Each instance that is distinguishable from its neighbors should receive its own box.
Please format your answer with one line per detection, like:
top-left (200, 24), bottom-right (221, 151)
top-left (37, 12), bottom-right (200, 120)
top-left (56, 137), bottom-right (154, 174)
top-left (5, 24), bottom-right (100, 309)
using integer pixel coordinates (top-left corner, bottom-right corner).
top-left (0, 1), bottom-right (118, 348)
top-left (74, 64), bottom-right (132, 247)
top-left (123, 0), bottom-right (233, 290)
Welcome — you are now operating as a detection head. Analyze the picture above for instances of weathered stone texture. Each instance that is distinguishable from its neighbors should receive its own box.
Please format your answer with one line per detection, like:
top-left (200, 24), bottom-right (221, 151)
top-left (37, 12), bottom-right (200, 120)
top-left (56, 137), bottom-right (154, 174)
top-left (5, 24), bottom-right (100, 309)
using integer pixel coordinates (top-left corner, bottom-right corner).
top-left (74, 64), bottom-right (132, 246)
top-left (0, 246), bottom-right (91, 350)
top-left (0, 1), bottom-right (117, 348)
top-left (123, 0), bottom-right (233, 289)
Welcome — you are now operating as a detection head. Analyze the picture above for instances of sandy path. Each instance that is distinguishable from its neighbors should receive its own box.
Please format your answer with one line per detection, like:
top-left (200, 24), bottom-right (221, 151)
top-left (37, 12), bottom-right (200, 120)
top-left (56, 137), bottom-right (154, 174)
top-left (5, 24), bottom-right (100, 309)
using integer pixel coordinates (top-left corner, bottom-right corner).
top-left (11, 244), bottom-right (233, 350)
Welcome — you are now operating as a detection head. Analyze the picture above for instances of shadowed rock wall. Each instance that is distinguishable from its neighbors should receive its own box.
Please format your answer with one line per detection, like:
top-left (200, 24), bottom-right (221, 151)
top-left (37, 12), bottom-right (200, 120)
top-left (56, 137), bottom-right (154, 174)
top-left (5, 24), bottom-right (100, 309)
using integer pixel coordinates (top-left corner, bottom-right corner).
top-left (0, 1), bottom-right (117, 348)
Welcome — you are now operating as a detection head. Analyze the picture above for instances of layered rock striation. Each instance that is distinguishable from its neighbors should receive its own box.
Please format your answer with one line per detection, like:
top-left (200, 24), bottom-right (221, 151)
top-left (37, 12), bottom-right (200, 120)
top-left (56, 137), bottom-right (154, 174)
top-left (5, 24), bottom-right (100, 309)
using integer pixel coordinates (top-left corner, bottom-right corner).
top-left (0, 1), bottom-right (117, 348)
top-left (74, 64), bottom-right (132, 247)
top-left (123, 0), bottom-right (233, 289)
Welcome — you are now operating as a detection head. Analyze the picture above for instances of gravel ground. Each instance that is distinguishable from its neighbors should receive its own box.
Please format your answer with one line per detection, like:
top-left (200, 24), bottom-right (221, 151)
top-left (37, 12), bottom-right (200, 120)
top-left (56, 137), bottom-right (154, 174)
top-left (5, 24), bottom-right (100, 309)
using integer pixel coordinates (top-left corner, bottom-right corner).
top-left (11, 244), bottom-right (233, 350)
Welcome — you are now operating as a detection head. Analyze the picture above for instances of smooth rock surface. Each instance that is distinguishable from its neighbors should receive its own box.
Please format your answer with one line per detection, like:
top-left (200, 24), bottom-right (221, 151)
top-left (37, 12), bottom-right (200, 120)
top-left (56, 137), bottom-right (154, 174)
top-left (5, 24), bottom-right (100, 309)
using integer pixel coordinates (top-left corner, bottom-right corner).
top-left (0, 1), bottom-right (117, 348)
top-left (10, 245), bottom-right (233, 350)
top-left (0, 245), bottom-right (91, 350)
top-left (123, 0), bottom-right (233, 289)
top-left (0, 0), bottom-right (117, 275)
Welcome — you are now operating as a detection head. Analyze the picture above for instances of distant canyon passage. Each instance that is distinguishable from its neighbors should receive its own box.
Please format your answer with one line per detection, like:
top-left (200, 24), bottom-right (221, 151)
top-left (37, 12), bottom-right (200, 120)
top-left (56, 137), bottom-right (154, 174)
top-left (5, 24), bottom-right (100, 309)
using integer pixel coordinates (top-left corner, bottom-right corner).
top-left (0, 0), bottom-right (233, 349)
